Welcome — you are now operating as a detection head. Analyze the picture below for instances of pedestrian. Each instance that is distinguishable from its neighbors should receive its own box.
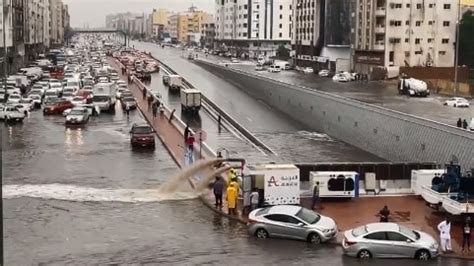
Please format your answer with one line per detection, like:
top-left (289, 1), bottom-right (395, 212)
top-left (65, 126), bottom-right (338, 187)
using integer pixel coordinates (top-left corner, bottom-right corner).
top-left (312, 182), bottom-right (320, 210)
top-left (250, 189), bottom-right (259, 211)
top-left (463, 119), bottom-right (468, 129)
top-left (184, 124), bottom-right (190, 143)
top-left (457, 118), bottom-right (463, 128)
top-left (462, 216), bottom-right (472, 253)
top-left (142, 88), bottom-right (146, 100)
top-left (125, 102), bottom-right (130, 119)
top-left (226, 183), bottom-right (238, 215)
top-left (379, 205), bottom-right (390, 222)
top-left (152, 101), bottom-right (158, 117)
top-left (187, 133), bottom-right (195, 152)
top-left (148, 95), bottom-right (153, 108)
top-left (438, 218), bottom-right (452, 253)
top-left (213, 176), bottom-right (224, 209)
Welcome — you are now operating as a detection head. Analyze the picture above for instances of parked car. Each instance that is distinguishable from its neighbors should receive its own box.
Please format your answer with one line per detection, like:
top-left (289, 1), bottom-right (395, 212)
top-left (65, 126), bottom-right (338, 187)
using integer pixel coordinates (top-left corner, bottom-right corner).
top-left (30, 94), bottom-right (42, 108)
top-left (268, 65), bottom-right (281, 73)
top-left (71, 96), bottom-right (86, 106)
top-left (0, 105), bottom-right (26, 123)
top-left (230, 58), bottom-right (240, 63)
top-left (318, 69), bottom-right (331, 77)
top-left (65, 107), bottom-right (90, 125)
top-left (121, 96), bottom-right (137, 109)
top-left (247, 205), bottom-right (337, 244)
top-left (332, 73), bottom-right (349, 82)
top-left (302, 67), bottom-right (314, 74)
top-left (443, 97), bottom-right (470, 108)
top-left (43, 100), bottom-right (74, 115)
top-left (342, 223), bottom-right (439, 260)
top-left (130, 123), bottom-right (155, 148)
top-left (7, 94), bottom-right (22, 104)
top-left (15, 98), bottom-right (34, 114)
top-left (255, 64), bottom-right (265, 71)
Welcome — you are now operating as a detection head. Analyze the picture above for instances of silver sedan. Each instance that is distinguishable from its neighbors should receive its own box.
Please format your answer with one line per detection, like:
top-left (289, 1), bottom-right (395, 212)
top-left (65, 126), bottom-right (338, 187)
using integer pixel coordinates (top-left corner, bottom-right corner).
top-left (247, 205), bottom-right (337, 244)
top-left (342, 223), bottom-right (439, 260)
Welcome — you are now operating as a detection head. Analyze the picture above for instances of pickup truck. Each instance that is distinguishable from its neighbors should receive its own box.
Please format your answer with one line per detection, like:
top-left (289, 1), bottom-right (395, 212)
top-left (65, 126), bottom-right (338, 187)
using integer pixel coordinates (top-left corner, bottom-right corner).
top-left (0, 105), bottom-right (26, 123)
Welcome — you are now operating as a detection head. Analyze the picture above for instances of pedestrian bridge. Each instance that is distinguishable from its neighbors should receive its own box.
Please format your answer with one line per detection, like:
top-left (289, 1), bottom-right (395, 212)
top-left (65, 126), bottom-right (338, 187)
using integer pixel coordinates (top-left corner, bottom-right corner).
top-left (74, 28), bottom-right (120, 33)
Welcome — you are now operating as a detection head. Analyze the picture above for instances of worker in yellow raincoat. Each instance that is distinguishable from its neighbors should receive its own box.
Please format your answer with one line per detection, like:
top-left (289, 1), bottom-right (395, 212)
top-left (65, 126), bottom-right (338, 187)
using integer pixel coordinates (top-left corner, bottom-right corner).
top-left (226, 183), bottom-right (238, 215)
top-left (228, 168), bottom-right (240, 195)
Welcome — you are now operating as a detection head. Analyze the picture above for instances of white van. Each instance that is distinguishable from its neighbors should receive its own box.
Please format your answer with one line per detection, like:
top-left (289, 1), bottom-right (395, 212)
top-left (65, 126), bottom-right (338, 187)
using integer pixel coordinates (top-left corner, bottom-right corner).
top-left (268, 65), bottom-right (281, 73)
top-left (273, 61), bottom-right (291, 70)
top-left (310, 171), bottom-right (359, 198)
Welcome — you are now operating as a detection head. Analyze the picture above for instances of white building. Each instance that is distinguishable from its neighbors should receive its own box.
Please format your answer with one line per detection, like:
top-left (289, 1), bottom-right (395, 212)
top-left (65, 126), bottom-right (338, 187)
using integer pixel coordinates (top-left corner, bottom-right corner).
top-left (49, 0), bottom-right (65, 46)
top-left (215, 0), bottom-right (292, 58)
top-left (353, 0), bottom-right (459, 74)
top-left (26, 0), bottom-right (50, 49)
top-left (0, 0), bottom-right (13, 48)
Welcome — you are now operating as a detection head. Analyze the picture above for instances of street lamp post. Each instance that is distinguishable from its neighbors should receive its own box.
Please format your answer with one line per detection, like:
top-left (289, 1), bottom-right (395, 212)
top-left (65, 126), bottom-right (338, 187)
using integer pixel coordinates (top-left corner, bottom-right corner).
top-left (453, 0), bottom-right (461, 97)
top-left (1, 2), bottom-right (7, 264)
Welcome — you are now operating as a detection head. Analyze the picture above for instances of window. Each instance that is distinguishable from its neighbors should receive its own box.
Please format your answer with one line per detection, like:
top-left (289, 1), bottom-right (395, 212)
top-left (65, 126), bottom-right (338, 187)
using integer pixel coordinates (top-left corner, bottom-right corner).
top-left (416, 3), bottom-right (422, 9)
top-left (279, 32), bottom-right (282, 37)
top-left (415, 21), bottom-right (421, 26)
top-left (405, 38), bottom-right (409, 43)
top-left (279, 24), bottom-right (282, 28)
top-left (387, 232), bottom-right (409, 242)
top-left (444, 4), bottom-right (451, 9)
top-left (295, 208), bottom-right (321, 224)
top-left (405, 51), bottom-right (410, 57)
top-left (443, 21), bottom-right (450, 26)
top-left (406, 20), bottom-right (410, 25)
top-left (427, 38), bottom-right (433, 43)
top-left (243, 23), bottom-right (247, 28)
top-left (415, 50), bottom-right (422, 55)
top-left (280, 5), bottom-right (283, 10)
top-left (364, 232), bottom-right (387, 240)
top-left (244, 4), bottom-right (247, 9)
top-left (280, 14), bottom-right (282, 19)
top-left (256, 4), bottom-right (259, 9)
top-left (415, 38), bottom-right (421, 44)
top-left (395, 3), bottom-right (402, 8)
top-left (406, 3), bottom-right (410, 8)
top-left (243, 14), bottom-right (247, 18)
top-left (265, 214), bottom-right (300, 224)
top-left (256, 14), bottom-right (259, 19)
top-left (442, 38), bottom-right (449, 43)
top-left (429, 3), bottom-right (434, 8)
top-left (439, 51), bottom-right (446, 55)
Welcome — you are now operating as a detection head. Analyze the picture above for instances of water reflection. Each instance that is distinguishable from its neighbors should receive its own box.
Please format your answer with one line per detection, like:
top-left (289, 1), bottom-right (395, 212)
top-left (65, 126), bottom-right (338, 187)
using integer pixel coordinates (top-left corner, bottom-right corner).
top-left (64, 127), bottom-right (84, 148)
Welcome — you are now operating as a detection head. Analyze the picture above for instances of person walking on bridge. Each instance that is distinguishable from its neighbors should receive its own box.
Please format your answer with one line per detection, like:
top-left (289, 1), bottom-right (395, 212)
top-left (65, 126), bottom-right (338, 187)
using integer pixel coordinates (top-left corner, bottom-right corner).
top-left (184, 124), bottom-right (190, 144)
top-left (462, 216), bottom-right (472, 253)
top-left (226, 183), bottom-right (238, 215)
top-left (463, 119), bottom-right (468, 129)
top-left (152, 100), bottom-right (158, 117)
top-left (457, 118), bottom-right (463, 128)
top-left (142, 87), bottom-right (147, 100)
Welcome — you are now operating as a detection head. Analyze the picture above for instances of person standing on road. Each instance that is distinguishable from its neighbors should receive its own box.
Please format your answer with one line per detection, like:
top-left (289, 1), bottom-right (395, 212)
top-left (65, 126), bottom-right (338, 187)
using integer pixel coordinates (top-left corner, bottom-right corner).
top-left (312, 182), bottom-right (320, 210)
top-left (250, 189), bottom-right (259, 211)
top-left (226, 183), bottom-right (238, 215)
top-left (125, 103), bottom-right (130, 119)
top-left (463, 119), bottom-right (468, 129)
top-left (457, 118), bottom-right (463, 128)
top-left (462, 216), bottom-right (472, 253)
top-left (187, 133), bottom-right (195, 153)
top-left (438, 218), bottom-right (452, 253)
top-left (213, 176), bottom-right (225, 209)
top-left (379, 205), bottom-right (390, 222)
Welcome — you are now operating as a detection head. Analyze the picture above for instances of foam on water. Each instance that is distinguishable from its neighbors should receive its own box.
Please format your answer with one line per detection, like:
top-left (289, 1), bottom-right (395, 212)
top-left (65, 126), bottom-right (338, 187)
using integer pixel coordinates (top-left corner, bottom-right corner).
top-left (297, 131), bottom-right (332, 141)
top-left (2, 184), bottom-right (197, 203)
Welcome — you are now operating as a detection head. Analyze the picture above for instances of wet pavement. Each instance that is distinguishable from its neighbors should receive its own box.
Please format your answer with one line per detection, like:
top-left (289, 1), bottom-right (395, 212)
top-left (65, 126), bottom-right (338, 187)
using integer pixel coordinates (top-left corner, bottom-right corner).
top-left (0, 43), bottom-right (468, 265)
top-left (193, 51), bottom-right (474, 128)
top-left (132, 41), bottom-right (384, 164)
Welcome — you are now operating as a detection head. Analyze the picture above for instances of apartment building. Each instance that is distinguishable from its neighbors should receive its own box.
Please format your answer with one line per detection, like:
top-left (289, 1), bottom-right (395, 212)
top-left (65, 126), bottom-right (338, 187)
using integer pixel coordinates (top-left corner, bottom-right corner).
top-left (152, 8), bottom-right (170, 38)
top-left (292, 0), bottom-right (323, 59)
top-left (215, 0), bottom-right (292, 58)
top-left (353, 0), bottom-right (459, 74)
top-left (201, 22), bottom-right (216, 49)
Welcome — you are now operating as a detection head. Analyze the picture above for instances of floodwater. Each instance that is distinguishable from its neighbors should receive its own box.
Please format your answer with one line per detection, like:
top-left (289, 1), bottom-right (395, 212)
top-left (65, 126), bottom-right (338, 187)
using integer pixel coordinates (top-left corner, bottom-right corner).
top-left (133, 41), bottom-right (383, 164)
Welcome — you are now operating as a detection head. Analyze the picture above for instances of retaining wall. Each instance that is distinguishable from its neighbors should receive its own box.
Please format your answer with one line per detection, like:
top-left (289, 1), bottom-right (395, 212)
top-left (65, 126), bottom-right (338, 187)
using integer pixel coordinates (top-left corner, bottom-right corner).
top-left (195, 60), bottom-right (474, 171)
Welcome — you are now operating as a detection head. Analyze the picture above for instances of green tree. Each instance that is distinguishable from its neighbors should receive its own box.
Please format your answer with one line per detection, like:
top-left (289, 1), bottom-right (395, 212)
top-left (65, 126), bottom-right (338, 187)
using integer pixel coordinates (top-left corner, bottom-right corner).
top-left (276, 44), bottom-right (290, 60)
top-left (459, 10), bottom-right (474, 68)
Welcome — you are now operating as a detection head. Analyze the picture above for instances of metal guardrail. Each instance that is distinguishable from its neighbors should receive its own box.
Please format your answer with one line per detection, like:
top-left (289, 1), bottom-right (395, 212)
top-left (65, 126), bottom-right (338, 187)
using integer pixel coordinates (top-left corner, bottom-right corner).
top-left (152, 55), bottom-right (277, 155)
top-left (195, 59), bottom-right (474, 141)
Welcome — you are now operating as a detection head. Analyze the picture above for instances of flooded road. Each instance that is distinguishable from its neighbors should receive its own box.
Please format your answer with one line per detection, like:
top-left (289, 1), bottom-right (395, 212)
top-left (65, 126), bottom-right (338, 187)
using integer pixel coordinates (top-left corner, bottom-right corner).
top-left (133, 41), bottom-right (383, 164)
top-left (1, 78), bottom-right (465, 266)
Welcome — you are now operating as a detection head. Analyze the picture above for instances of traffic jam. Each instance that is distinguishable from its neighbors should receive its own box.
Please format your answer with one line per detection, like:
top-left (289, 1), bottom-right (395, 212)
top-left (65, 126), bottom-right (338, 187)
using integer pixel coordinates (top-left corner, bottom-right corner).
top-left (0, 35), bottom-right (158, 149)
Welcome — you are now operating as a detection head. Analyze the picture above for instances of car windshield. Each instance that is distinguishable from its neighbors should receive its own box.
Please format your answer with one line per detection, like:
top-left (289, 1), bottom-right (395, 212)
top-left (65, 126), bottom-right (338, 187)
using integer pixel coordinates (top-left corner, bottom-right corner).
top-left (352, 225), bottom-right (368, 237)
top-left (9, 95), bottom-right (20, 99)
top-left (255, 207), bottom-right (270, 216)
top-left (45, 91), bottom-right (56, 96)
top-left (19, 99), bottom-right (31, 103)
top-left (93, 95), bottom-right (109, 102)
top-left (63, 92), bottom-right (73, 97)
top-left (72, 97), bottom-right (83, 101)
top-left (295, 208), bottom-right (320, 224)
top-left (132, 126), bottom-right (153, 134)
top-left (399, 225), bottom-right (419, 240)
top-left (69, 110), bottom-right (84, 116)
top-left (124, 97), bottom-right (135, 102)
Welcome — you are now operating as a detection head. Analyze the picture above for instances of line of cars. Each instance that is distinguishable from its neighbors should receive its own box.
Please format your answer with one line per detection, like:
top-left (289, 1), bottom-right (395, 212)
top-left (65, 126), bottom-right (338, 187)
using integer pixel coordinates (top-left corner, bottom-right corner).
top-left (248, 205), bottom-right (439, 260)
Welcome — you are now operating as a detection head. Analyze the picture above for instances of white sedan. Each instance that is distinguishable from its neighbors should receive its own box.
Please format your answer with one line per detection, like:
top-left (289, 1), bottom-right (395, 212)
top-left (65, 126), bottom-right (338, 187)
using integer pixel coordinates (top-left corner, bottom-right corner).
top-left (318, 69), bottom-right (330, 77)
top-left (302, 67), bottom-right (314, 74)
top-left (332, 73), bottom-right (349, 82)
top-left (7, 94), bottom-right (22, 104)
top-left (444, 97), bottom-right (470, 108)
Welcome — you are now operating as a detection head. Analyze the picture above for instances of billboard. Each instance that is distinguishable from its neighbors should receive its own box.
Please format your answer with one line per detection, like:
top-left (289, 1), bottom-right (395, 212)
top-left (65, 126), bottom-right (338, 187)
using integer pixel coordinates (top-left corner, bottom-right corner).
top-left (324, 0), bottom-right (351, 47)
top-left (264, 167), bottom-right (300, 205)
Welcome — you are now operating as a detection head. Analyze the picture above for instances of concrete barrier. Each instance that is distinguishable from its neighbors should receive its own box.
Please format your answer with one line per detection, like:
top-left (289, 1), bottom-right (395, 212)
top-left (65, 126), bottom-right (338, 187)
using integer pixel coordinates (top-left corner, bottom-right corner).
top-left (194, 59), bottom-right (474, 170)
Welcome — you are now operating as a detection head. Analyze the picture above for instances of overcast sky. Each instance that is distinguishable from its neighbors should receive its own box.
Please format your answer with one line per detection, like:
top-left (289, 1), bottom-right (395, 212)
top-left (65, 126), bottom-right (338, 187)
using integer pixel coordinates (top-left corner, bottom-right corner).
top-left (63, 0), bottom-right (215, 28)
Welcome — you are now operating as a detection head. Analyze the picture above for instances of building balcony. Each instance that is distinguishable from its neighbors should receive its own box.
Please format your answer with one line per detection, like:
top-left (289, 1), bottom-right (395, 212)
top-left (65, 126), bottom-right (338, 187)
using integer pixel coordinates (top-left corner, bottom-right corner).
top-left (374, 42), bottom-right (385, 50)
top-left (375, 25), bottom-right (385, 34)
top-left (375, 8), bottom-right (386, 17)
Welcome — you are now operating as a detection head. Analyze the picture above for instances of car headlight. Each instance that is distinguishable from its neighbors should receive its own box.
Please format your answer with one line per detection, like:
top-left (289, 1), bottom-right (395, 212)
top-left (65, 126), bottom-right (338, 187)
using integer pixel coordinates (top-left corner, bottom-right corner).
top-left (430, 243), bottom-right (438, 250)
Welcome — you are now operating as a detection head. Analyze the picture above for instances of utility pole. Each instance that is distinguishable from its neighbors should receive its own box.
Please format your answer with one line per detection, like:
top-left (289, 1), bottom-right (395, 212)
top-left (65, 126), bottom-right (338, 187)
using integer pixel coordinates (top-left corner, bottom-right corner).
top-left (1, 1), bottom-right (7, 264)
top-left (453, 0), bottom-right (461, 97)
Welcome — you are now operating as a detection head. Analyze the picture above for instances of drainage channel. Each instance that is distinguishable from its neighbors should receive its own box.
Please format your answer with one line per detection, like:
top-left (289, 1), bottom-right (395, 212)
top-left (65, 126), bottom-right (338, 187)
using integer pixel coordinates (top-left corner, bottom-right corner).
top-left (156, 58), bottom-right (277, 156)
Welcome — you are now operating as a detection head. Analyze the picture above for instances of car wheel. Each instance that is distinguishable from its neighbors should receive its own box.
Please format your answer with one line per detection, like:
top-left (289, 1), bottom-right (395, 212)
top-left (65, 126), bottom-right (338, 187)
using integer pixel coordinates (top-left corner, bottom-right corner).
top-left (454, 104), bottom-right (456, 107)
top-left (357, 249), bottom-right (372, 259)
top-left (415, 249), bottom-right (430, 260)
top-left (255, 228), bottom-right (269, 239)
top-left (307, 233), bottom-right (321, 245)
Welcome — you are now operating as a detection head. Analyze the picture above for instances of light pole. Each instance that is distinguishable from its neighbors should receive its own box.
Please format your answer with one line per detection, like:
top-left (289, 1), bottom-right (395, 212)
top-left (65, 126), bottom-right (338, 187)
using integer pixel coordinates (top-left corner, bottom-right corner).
top-left (3, 0), bottom-right (9, 99)
top-left (453, 0), bottom-right (461, 97)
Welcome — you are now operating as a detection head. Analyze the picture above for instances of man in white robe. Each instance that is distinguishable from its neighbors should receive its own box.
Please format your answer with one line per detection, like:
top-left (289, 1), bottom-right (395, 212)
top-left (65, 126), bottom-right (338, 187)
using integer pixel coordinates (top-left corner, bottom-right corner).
top-left (437, 218), bottom-right (452, 252)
